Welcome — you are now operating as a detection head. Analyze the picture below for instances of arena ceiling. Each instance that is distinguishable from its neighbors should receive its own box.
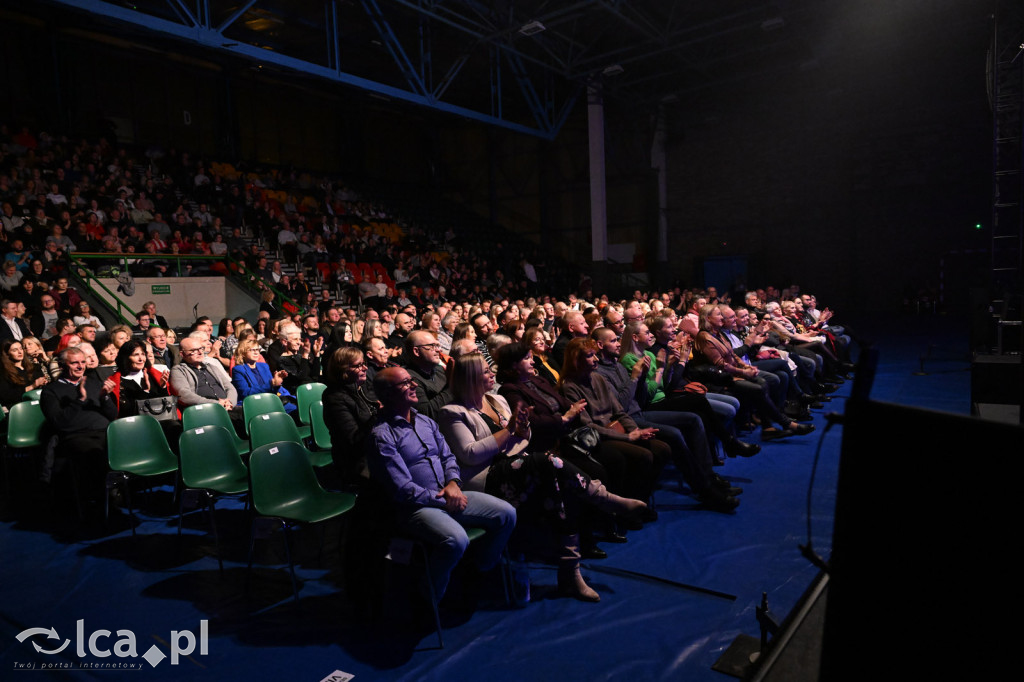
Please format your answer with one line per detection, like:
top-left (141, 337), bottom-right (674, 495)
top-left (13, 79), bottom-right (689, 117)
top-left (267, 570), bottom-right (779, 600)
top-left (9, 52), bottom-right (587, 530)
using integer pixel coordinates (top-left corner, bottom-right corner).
top-left (43, 0), bottom-right (837, 138)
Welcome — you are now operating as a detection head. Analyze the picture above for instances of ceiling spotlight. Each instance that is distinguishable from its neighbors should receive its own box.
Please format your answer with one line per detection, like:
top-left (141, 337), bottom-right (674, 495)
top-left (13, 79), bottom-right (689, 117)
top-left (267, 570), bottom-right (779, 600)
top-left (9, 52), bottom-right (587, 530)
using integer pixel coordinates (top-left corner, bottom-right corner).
top-left (518, 20), bottom-right (546, 36)
top-left (761, 17), bottom-right (785, 31)
top-left (602, 64), bottom-right (624, 76)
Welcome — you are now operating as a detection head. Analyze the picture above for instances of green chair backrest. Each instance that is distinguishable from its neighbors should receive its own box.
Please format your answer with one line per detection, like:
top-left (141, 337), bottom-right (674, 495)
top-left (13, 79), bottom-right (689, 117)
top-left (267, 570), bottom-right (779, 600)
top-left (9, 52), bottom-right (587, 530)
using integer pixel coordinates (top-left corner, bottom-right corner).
top-left (6, 400), bottom-right (46, 449)
top-left (241, 393), bottom-right (285, 434)
top-left (296, 382), bottom-right (327, 426)
top-left (179, 426), bottom-right (250, 494)
top-left (21, 389), bottom-right (42, 402)
top-left (182, 403), bottom-right (249, 456)
top-left (249, 411), bottom-right (303, 452)
top-left (106, 415), bottom-right (178, 476)
top-left (248, 441), bottom-right (327, 518)
top-left (310, 400), bottom-right (332, 450)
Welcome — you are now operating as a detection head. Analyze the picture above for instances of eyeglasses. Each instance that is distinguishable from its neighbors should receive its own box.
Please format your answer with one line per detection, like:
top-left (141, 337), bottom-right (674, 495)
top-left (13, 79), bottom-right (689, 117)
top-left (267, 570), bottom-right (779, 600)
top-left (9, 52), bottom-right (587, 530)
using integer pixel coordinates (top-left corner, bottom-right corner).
top-left (182, 348), bottom-right (205, 355)
top-left (388, 378), bottom-right (417, 390)
top-left (415, 343), bottom-right (440, 350)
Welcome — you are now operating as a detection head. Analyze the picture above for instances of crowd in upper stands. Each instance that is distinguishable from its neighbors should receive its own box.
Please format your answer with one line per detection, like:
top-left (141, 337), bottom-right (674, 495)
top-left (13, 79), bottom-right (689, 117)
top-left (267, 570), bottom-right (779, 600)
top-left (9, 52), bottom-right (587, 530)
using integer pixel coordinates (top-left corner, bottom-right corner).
top-left (1, 123), bottom-right (856, 608)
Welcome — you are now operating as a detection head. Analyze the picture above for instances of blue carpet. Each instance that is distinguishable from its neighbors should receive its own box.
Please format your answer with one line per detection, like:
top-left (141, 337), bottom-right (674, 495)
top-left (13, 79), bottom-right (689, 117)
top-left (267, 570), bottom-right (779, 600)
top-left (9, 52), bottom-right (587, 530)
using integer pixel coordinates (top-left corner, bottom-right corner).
top-left (0, 314), bottom-right (972, 681)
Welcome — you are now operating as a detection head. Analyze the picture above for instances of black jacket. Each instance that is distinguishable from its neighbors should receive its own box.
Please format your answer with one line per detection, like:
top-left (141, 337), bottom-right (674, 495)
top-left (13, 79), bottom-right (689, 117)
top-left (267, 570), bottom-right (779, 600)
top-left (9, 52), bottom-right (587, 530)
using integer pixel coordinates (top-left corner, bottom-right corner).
top-left (322, 382), bottom-right (378, 483)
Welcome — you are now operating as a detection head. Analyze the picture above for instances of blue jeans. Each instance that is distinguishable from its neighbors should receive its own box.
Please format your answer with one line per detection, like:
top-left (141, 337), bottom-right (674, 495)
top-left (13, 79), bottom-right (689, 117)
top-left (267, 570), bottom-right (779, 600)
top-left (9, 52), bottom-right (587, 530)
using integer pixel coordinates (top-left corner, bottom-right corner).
top-left (639, 410), bottom-right (714, 491)
top-left (400, 491), bottom-right (516, 599)
top-left (706, 392), bottom-right (740, 421)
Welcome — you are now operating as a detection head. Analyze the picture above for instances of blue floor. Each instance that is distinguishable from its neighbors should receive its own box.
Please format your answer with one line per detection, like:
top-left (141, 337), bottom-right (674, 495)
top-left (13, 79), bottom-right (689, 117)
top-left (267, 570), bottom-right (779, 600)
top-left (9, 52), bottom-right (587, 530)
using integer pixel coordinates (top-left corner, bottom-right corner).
top-left (0, 314), bottom-right (972, 681)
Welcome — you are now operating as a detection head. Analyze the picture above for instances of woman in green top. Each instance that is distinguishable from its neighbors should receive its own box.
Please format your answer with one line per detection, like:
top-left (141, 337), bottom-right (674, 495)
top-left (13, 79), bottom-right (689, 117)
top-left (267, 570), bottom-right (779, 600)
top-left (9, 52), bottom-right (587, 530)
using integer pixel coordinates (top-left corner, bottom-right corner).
top-left (620, 320), bottom-right (758, 459)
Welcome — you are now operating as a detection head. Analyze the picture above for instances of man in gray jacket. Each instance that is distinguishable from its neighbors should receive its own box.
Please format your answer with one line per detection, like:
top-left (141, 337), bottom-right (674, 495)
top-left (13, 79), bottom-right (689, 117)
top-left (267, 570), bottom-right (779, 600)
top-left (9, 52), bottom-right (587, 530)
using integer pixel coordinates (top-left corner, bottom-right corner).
top-left (170, 335), bottom-right (237, 409)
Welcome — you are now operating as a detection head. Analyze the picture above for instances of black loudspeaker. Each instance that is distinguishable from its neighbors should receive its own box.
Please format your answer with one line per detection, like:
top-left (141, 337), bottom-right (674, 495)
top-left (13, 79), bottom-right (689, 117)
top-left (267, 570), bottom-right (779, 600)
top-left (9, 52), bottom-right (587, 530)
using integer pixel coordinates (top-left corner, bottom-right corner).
top-left (821, 395), bottom-right (1022, 679)
top-left (971, 352), bottom-right (1023, 408)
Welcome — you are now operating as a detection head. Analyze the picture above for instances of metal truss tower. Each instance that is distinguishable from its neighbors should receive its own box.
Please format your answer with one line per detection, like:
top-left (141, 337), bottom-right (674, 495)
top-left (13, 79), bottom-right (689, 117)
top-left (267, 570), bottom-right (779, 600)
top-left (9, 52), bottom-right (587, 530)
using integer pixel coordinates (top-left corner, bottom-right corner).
top-left (990, 0), bottom-right (1024, 345)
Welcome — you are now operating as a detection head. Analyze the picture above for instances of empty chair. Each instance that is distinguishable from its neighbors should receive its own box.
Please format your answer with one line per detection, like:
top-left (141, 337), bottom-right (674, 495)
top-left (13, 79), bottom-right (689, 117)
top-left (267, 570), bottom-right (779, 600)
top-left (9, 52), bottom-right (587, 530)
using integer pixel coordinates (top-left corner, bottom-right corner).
top-left (2, 400), bottom-right (44, 497)
top-left (182, 403), bottom-right (249, 457)
top-left (296, 382), bottom-right (327, 427)
top-left (241, 393), bottom-right (285, 435)
top-left (106, 415), bottom-right (179, 535)
top-left (249, 412), bottom-right (329, 467)
top-left (178, 425), bottom-right (251, 571)
top-left (5, 400), bottom-right (45, 451)
top-left (309, 400), bottom-right (332, 452)
top-left (246, 441), bottom-right (356, 601)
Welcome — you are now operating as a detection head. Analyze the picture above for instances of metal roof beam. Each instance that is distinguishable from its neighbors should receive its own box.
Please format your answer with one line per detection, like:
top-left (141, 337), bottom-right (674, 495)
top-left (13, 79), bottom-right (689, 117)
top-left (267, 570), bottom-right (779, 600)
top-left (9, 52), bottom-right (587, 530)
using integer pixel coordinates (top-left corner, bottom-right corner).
top-left (360, 0), bottom-right (428, 96)
top-left (45, 0), bottom-right (571, 140)
top-left (216, 0), bottom-right (260, 34)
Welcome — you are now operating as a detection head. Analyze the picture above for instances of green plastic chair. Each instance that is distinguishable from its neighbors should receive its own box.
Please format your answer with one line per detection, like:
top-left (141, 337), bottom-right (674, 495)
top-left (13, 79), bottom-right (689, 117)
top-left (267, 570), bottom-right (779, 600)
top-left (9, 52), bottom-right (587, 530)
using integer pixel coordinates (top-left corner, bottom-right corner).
top-left (5, 400), bottom-right (46, 450)
top-left (241, 393), bottom-right (285, 434)
top-left (178, 425), bottom-right (251, 571)
top-left (249, 412), bottom-right (330, 468)
top-left (242, 393), bottom-right (311, 438)
top-left (182, 403), bottom-right (249, 457)
top-left (246, 441), bottom-right (357, 601)
top-left (21, 388), bottom-right (42, 402)
top-left (106, 415), bottom-right (179, 535)
top-left (3, 401), bottom-right (45, 498)
top-left (296, 382), bottom-right (327, 427)
top-left (309, 400), bottom-right (332, 451)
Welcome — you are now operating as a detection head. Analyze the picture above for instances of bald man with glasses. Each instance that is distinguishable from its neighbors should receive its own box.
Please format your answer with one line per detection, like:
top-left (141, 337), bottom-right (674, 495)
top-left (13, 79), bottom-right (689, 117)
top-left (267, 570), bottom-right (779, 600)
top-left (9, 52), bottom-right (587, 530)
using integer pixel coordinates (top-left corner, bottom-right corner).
top-left (403, 330), bottom-right (452, 421)
top-left (169, 336), bottom-right (237, 410)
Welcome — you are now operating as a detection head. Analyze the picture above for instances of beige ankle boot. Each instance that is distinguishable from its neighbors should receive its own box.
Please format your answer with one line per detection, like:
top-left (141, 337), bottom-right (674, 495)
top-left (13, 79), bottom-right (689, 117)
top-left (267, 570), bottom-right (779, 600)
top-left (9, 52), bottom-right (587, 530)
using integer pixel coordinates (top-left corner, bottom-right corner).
top-left (557, 535), bottom-right (600, 603)
top-left (586, 479), bottom-right (647, 517)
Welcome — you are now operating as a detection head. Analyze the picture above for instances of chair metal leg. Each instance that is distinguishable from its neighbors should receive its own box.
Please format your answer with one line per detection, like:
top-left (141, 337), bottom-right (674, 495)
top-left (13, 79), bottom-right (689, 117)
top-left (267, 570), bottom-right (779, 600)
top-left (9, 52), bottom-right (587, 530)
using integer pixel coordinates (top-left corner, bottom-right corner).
top-left (245, 517), bottom-right (258, 593)
top-left (414, 541), bottom-right (444, 649)
top-left (281, 522), bottom-right (299, 603)
top-left (177, 488), bottom-right (186, 537)
top-left (125, 481), bottom-right (135, 538)
top-left (204, 493), bottom-right (223, 574)
top-left (105, 472), bottom-right (127, 529)
top-left (498, 549), bottom-right (512, 606)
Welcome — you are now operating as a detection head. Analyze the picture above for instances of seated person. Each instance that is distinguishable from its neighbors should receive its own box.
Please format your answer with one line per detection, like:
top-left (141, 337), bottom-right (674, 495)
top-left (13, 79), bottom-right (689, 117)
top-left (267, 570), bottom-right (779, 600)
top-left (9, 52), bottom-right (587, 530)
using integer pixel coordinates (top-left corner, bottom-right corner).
top-left (147, 326), bottom-right (179, 371)
top-left (0, 338), bottom-right (48, 409)
top-left (369, 366), bottom-right (516, 603)
top-left (322, 346), bottom-right (377, 485)
top-left (72, 301), bottom-right (105, 331)
top-left (39, 347), bottom-right (117, 488)
top-left (274, 323), bottom-right (320, 395)
top-left (231, 338), bottom-right (295, 413)
top-left (403, 330), bottom-right (451, 421)
top-left (694, 305), bottom-right (814, 441)
top-left (109, 339), bottom-right (181, 446)
top-left (559, 338), bottom-right (669, 511)
top-left (440, 351), bottom-right (645, 601)
top-left (169, 334), bottom-right (237, 410)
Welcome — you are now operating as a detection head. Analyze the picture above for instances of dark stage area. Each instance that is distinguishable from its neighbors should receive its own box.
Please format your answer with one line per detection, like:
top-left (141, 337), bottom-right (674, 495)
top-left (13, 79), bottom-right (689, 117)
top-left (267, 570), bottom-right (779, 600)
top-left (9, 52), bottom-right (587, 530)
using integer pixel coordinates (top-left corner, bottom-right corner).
top-left (2, 313), bottom-right (1001, 682)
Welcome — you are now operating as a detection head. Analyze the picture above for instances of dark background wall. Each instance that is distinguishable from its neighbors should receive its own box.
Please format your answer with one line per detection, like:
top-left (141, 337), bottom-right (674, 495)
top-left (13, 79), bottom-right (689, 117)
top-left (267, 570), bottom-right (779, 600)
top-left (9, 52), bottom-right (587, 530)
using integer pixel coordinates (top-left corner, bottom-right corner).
top-left (437, 2), bottom-right (995, 311)
top-left (663, 2), bottom-right (993, 311)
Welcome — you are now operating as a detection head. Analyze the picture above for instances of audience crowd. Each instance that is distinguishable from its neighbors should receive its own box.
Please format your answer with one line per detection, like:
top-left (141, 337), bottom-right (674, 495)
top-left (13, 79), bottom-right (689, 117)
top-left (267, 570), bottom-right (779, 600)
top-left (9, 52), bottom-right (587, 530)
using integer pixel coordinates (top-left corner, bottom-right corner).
top-left (2, 124), bottom-right (856, 612)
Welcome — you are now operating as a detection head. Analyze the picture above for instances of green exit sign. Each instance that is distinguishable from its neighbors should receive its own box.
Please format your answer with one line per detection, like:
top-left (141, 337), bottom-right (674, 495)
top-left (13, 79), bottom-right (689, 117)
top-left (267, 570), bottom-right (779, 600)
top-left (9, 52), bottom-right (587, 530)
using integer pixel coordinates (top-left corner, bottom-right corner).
top-left (151, 285), bottom-right (171, 295)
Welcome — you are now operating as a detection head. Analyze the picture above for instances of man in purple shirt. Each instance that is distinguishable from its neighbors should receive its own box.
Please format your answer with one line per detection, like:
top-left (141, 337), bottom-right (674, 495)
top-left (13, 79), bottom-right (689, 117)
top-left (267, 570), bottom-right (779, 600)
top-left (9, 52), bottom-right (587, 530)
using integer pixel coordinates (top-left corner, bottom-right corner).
top-left (369, 367), bottom-right (515, 601)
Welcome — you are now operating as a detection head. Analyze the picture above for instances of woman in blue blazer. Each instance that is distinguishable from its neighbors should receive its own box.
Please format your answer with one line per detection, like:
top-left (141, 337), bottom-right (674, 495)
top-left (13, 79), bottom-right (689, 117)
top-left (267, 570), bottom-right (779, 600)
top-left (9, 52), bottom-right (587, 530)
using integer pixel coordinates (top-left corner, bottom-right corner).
top-left (231, 338), bottom-right (296, 413)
